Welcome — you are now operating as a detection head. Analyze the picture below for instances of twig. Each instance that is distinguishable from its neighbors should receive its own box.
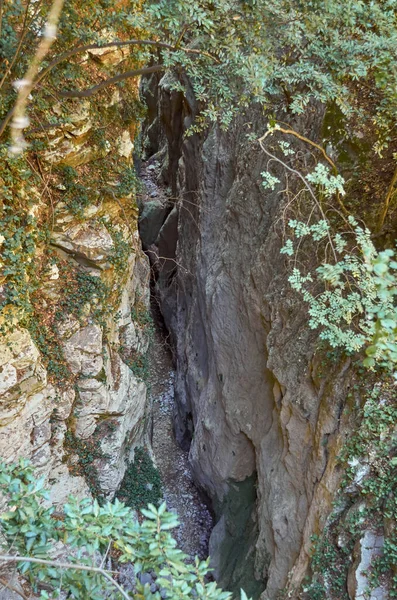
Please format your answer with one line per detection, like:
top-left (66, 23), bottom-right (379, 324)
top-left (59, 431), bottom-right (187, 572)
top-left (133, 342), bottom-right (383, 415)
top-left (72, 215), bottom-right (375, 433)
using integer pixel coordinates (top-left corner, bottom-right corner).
top-left (10, 0), bottom-right (65, 154)
top-left (259, 125), bottom-right (337, 172)
top-left (259, 126), bottom-right (349, 216)
top-left (58, 64), bottom-right (164, 98)
top-left (0, 0), bottom-right (41, 92)
top-left (100, 540), bottom-right (112, 569)
top-left (0, 555), bottom-right (130, 600)
top-left (146, 248), bottom-right (190, 275)
top-left (376, 163), bottom-right (397, 232)
top-left (0, 576), bottom-right (29, 600)
top-left (258, 139), bottom-right (338, 262)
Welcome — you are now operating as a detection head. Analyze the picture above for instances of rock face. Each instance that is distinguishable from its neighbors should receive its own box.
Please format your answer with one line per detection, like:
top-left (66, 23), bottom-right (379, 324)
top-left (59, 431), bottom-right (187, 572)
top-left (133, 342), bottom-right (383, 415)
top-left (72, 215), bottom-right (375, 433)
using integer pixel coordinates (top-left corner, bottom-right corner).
top-left (347, 531), bottom-right (388, 600)
top-left (0, 246), bottom-right (149, 504)
top-left (145, 79), bottom-right (355, 599)
top-left (0, 46), bottom-right (150, 505)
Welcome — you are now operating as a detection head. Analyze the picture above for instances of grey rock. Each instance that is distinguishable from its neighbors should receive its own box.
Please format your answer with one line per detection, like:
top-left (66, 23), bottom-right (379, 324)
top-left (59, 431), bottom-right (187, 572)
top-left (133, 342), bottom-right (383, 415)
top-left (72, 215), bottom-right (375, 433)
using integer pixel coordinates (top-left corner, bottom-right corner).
top-left (152, 93), bottom-right (354, 599)
top-left (348, 530), bottom-right (388, 600)
top-left (140, 572), bottom-right (153, 586)
top-left (139, 200), bottom-right (168, 247)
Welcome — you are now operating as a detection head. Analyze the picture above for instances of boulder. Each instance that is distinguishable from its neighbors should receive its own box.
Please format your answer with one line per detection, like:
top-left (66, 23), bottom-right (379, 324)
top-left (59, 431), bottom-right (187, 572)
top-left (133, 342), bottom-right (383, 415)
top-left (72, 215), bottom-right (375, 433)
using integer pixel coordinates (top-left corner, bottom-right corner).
top-left (139, 200), bottom-right (168, 247)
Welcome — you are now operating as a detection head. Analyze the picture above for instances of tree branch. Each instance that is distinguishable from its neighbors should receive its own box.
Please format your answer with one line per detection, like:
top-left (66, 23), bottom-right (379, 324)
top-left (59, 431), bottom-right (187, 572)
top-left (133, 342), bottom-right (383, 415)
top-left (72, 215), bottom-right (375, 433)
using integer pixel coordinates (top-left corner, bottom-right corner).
top-left (0, 576), bottom-right (29, 600)
top-left (36, 38), bottom-right (219, 87)
top-left (258, 138), bottom-right (338, 262)
top-left (0, 34), bottom-right (219, 139)
top-left (259, 125), bottom-right (349, 216)
top-left (58, 64), bottom-right (164, 98)
top-left (0, 555), bottom-right (130, 600)
top-left (10, 0), bottom-right (65, 154)
top-left (376, 163), bottom-right (397, 233)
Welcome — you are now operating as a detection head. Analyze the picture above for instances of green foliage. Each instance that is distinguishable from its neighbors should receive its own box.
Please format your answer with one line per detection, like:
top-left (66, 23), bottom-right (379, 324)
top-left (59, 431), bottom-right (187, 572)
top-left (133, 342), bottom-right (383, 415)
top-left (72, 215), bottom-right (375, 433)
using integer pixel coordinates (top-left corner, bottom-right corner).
top-left (0, 460), bottom-right (246, 600)
top-left (122, 348), bottom-right (151, 384)
top-left (59, 166), bottom-right (94, 217)
top-left (131, 303), bottom-right (154, 331)
top-left (56, 268), bottom-right (111, 327)
top-left (64, 430), bottom-right (106, 502)
top-left (116, 447), bottom-right (163, 511)
top-left (0, 148), bottom-right (42, 327)
top-left (120, 301), bottom-right (154, 385)
top-left (304, 533), bottom-right (350, 600)
top-left (2, 0), bottom-right (397, 139)
top-left (282, 215), bottom-right (397, 374)
top-left (28, 318), bottom-right (72, 384)
top-left (304, 381), bottom-right (397, 598)
top-left (101, 220), bottom-right (132, 277)
top-left (140, 0), bottom-right (397, 138)
top-left (25, 266), bottom-right (112, 385)
top-left (118, 166), bottom-right (140, 198)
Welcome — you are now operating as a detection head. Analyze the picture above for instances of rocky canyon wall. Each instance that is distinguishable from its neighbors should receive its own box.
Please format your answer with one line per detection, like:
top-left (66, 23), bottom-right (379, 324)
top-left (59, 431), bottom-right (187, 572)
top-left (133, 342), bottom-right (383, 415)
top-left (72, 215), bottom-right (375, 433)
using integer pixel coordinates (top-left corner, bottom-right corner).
top-left (142, 79), bottom-right (357, 599)
top-left (0, 46), bottom-right (151, 505)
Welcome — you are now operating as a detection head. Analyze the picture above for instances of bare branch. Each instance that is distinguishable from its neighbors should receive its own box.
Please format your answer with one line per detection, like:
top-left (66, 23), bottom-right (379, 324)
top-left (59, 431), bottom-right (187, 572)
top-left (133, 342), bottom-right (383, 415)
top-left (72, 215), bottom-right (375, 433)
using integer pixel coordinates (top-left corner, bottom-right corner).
top-left (259, 125), bottom-right (349, 215)
top-left (376, 163), bottom-right (397, 232)
top-left (10, 0), bottom-right (65, 154)
top-left (58, 64), bottom-right (164, 98)
top-left (258, 138), bottom-right (338, 262)
top-left (0, 555), bottom-right (130, 600)
top-left (36, 38), bottom-right (219, 87)
top-left (0, 576), bottom-right (29, 600)
top-left (0, 34), bottom-right (219, 139)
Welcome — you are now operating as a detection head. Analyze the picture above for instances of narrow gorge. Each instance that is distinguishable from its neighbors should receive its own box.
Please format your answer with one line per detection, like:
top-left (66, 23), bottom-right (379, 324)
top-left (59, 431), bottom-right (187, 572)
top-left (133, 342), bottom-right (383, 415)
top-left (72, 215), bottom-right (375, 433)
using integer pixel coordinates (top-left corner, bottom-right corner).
top-left (0, 2), bottom-right (396, 600)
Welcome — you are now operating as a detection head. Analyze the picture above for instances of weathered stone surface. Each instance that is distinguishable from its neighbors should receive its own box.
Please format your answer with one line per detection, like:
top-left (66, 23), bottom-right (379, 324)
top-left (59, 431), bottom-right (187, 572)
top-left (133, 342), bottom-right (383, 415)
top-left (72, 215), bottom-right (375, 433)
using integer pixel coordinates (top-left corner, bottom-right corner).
top-left (117, 130), bottom-right (134, 159)
top-left (0, 330), bottom-right (90, 504)
top-left (139, 199), bottom-right (168, 247)
top-left (0, 46), bottom-right (151, 520)
top-left (62, 324), bottom-right (103, 376)
top-left (51, 223), bottom-right (114, 268)
top-left (148, 91), bottom-right (353, 598)
top-left (88, 45), bottom-right (130, 66)
top-left (348, 531), bottom-right (388, 600)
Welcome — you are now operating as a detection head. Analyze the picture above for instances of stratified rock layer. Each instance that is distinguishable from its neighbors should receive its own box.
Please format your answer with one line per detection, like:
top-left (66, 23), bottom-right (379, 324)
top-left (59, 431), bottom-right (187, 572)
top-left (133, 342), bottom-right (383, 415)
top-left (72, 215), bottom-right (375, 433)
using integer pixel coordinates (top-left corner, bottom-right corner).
top-left (0, 45), bottom-right (150, 504)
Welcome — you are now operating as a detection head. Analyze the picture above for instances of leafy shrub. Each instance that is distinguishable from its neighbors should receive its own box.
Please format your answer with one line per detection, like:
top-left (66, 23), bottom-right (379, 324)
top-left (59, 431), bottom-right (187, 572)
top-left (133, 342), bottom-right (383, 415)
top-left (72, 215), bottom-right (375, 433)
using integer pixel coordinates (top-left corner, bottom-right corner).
top-left (303, 381), bottom-right (397, 598)
top-left (116, 447), bottom-right (163, 510)
top-left (282, 216), bottom-right (397, 374)
top-left (0, 460), bottom-right (247, 600)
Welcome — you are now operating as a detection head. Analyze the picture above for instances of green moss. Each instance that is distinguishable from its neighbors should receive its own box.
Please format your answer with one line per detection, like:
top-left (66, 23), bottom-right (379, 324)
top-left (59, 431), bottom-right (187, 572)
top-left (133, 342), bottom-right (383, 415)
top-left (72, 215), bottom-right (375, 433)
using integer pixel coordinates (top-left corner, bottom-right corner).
top-left (116, 447), bottom-right (162, 510)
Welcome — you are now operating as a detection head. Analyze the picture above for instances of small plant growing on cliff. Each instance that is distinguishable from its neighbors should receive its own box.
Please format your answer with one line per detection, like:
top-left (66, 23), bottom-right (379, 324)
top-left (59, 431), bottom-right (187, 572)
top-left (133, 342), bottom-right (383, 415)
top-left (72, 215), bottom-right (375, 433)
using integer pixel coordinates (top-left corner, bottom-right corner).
top-left (281, 216), bottom-right (397, 374)
top-left (0, 460), bottom-right (249, 600)
top-left (116, 447), bottom-right (163, 510)
top-left (304, 380), bottom-right (397, 598)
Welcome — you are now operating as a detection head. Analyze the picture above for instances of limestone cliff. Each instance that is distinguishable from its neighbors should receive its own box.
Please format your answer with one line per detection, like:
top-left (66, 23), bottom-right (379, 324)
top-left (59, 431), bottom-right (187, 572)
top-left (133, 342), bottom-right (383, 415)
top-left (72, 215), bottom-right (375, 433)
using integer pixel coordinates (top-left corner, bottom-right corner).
top-left (141, 79), bottom-right (365, 599)
top-left (0, 47), bottom-right (150, 504)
